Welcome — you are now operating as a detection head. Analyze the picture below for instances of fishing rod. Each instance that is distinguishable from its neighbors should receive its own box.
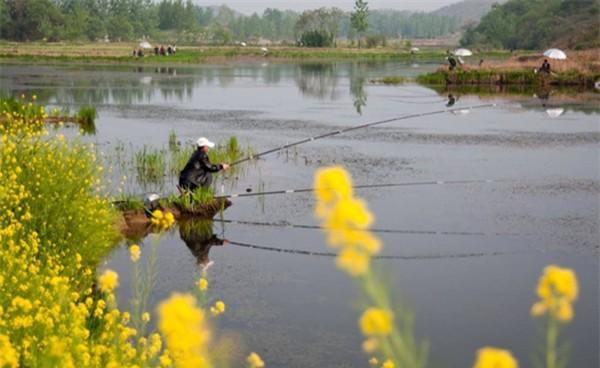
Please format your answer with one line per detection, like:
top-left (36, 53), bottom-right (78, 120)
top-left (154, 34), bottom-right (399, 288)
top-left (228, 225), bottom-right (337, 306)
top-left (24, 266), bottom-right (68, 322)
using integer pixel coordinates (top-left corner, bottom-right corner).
top-left (215, 178), bottom-right (505, 199)
top-left (230, 103), bottom-right (496, 167)
top-left (217, 218), bottom-right (528, 237)
top-left (228, 240), bottom-right (519, 260)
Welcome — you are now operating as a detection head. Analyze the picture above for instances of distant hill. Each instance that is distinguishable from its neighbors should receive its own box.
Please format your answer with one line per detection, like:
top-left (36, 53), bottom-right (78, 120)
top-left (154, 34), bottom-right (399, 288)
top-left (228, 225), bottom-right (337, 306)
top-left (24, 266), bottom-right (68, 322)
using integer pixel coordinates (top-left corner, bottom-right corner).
top-left (431, 0), bottom-right (509, 26)
top-left (460, 0), bottom-right (599, 49)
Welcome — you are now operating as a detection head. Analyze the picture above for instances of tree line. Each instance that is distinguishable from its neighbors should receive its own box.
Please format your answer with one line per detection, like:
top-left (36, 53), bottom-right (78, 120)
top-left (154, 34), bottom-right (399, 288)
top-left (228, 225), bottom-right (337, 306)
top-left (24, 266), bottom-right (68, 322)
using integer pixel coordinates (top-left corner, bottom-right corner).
top-left (460, 0), bottom-right (599, 49)
top-left (0, 0), bottom-right (460, 45)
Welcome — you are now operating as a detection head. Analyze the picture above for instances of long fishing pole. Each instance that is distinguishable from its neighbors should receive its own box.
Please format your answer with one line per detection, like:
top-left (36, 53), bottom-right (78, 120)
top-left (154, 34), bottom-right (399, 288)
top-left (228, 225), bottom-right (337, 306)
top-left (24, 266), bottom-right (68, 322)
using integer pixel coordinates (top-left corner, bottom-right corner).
top-left (230, 103), bottom-right (496, 166)
top-left (228, 240), bottom-right (519, 260)
top-left (217, 218), bottom-right (528, 237)
top-left (216, 178), bottom-right (505, 199)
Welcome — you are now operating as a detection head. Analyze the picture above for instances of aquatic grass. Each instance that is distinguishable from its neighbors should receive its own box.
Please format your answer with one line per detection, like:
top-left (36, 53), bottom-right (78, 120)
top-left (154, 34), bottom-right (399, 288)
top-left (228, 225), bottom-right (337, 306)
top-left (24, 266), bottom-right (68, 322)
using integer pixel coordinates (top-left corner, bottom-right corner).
top-left (135, 145), bottom-right (167, 184)
top-left (372, 76), bottom-right (409, 85)
top-left (76, 106), bottom-right (97, 135)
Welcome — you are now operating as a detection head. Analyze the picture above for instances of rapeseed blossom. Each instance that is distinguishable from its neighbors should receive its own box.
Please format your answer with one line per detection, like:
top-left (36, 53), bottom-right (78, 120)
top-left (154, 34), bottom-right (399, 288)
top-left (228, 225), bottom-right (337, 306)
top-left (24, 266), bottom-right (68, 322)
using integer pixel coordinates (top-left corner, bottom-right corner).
top-left (531, 265), bottom-right (578, 322)
top-left (473, 347), bottom-right (518, 368)
top-left (313, 166), bottom-right (380, 277)
top-left (246, 352), bottom-right (265, 368)
top-left (98, 269), bottom-right (119, 292)
top-left (359, 308), bottom-right (393, 337)
top-left (151, 210), bottom-right (176, 230)
top-left (158, 293), bottom-right (212, 368)
top-left (130, 244), bottom-right (141, 262)
top-left (197, 278), bottom-right (208, 291)
top-left (210, 300), bottom-right (226, 316)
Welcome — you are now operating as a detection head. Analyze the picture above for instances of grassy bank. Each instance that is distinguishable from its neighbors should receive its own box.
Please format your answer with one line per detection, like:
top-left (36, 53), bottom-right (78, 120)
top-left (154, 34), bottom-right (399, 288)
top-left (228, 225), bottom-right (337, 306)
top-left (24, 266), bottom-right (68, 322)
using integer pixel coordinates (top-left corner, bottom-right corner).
top-left (416, 69), bottom-right (599, 88)
top-left (415, 50), bottom-right (600, 88)
top-left (0, 42), bottom-right (512, 64)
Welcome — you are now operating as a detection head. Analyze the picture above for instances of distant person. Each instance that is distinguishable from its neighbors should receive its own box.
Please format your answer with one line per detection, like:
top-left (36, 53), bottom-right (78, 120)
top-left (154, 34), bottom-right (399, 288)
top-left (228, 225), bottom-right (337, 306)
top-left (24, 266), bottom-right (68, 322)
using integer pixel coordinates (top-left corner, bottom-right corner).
top-left (446, 94), bottom-right (458, 107)
top-left (179, 137), bottom-right (230, 191)
top-left (137, 49), bottom-right (144, 57)
top-left (479, 59), bottom-right (484, 67)
top-left (133, 49), bottom-right (137, 57)
top-left (154, 46), bottom-right (159, 55)
top-left (160, 45), bottom-right (166, 56)
top-left (167, 45), bottom-right (173, 55)
top-left (538, 59), bottom-right (551, 74)
top-left (447, 55), bottom-right (458, 71)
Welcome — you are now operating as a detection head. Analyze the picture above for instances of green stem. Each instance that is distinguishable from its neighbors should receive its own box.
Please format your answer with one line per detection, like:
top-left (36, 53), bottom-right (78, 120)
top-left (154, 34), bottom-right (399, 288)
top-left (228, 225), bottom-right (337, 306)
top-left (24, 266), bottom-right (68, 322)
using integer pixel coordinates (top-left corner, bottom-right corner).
top-left (546, 316), bottom-right (558, 368)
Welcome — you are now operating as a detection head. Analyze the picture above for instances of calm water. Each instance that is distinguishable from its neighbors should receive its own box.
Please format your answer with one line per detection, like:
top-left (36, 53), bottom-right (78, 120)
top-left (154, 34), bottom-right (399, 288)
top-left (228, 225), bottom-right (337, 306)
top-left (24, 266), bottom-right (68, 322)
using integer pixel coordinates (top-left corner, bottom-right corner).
top-left (1, 61), bottom-right (598, 367)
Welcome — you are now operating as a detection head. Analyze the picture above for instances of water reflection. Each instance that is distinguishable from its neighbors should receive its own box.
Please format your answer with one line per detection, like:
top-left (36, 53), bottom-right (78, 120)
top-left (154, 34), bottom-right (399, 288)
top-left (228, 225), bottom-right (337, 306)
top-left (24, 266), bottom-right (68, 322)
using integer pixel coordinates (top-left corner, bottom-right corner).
top-left (179, 219), bottom-right (227, 272)
top-left (295, 63), bottom-right (340, 100)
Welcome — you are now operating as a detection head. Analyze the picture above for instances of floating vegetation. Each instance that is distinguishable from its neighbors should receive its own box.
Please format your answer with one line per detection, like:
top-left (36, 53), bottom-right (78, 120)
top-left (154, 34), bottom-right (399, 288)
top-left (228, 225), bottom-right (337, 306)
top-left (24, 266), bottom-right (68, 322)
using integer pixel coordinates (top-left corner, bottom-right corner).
top-left (371, 76), bottom-right (409, 85)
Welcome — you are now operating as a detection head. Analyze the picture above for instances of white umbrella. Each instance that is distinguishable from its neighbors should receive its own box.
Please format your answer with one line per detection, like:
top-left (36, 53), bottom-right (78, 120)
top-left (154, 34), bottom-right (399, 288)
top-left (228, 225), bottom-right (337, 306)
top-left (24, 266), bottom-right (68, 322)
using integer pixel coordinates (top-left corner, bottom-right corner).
top-left (139, 41), bottom-right (152, 49)
top-left (453, 48), bottom-right (473, 56)
top-left (543, 48), bottom-right (567, 60)
top-left (410, 47), bottom-right (420, 52)
top-left (545, 108), bottom-right (565, 118)
top-left (240, 42), bottom-right (247, 47)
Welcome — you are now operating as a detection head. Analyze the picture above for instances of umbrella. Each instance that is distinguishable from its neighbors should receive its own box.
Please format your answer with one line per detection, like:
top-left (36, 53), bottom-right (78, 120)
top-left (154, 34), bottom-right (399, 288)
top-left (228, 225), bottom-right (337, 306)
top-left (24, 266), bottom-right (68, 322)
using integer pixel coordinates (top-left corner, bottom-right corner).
top-left (410, 47), bottom-right (420, 52)
top-left (139, 41), bottom-right (152, 49)
top-left (240, 42), bottom-right (247, 47)
top-left (543, 48), bottom-right (567, 60)
top-left (545, 108), bottom-right (565, 118)
top-left (453, 48), bottom-right (473, 56)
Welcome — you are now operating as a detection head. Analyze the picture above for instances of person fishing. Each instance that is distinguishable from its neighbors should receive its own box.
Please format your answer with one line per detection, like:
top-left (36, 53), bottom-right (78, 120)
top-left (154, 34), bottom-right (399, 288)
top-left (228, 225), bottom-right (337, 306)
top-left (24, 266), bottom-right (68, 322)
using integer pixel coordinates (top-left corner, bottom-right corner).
top-left (538, 59), bottom-right (551, 74)
top-left (179, 137), bottom-right (230, 192)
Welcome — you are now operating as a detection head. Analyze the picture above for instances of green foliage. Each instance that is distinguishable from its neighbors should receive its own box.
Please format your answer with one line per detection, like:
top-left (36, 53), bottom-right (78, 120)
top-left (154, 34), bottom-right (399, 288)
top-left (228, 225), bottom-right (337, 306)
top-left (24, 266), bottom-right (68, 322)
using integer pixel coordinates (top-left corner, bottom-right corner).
top-left (77, 106), bottom-right (97, 135)
top-left (135, 145), bottom-right (167, 184)
top-left (299, 30), bottom-right (336, 47)
top-left (461, 0), bottom-right (600, 50)
top-left (365, 34), bottom-right (386, 48)
top-left (0, 1), bottom-right (460, 43)
top-left (351, 0), bottom-right (369, 47)
top-left (295, 8), bottom-right (344, 46)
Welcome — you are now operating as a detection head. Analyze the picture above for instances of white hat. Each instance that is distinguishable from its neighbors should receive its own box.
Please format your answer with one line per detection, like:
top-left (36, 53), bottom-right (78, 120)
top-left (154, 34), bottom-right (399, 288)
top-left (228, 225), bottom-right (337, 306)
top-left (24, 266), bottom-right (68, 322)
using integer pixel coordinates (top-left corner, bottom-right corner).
top-left (196, 137), bottom-right (215, 148)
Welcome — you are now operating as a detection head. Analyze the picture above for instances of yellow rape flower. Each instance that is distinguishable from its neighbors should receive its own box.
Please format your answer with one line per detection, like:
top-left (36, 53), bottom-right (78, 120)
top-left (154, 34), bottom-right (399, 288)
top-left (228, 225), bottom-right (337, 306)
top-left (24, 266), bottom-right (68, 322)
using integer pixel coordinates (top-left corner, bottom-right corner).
top-left (246, 352), bottom-right (265, 368)
top-left (336, 248), bottom-right (369, 277)
top-left (473, 347), bottom-right (518, 368)
top-left (151, 210), bottom-right (176, 230)
top-left (142, 312), bottom-right (150, 322)
top-left (129, 244), bottom-right (141, 262)
top-left (369, 357), bottom-right (379, 366)
top-left (0, 335), bottom-right (19, 368)
top-left (531, 265), bottom-right (578, 322)
top-left (197, 278), bottom-right (208, 291)
top-left (360, 308), bottom-right (393, 337)
top-left (158, 293), bottom-right (211, 368)
top-left (314, 166), bottom-right (353, 217)
top-left (98, 269), bottom-right (119, 292)
top-left (382, 360), bottom-right (395, 368)
top-left (210, 300), bottom-right (226, 316)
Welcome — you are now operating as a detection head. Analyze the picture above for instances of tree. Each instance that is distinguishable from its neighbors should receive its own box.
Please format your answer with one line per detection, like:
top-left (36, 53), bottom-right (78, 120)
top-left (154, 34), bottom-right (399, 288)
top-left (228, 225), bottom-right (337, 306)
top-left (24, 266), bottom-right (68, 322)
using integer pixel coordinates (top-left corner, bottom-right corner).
top-left (295, 7), bottom-right (343, 47)
top-left (350, 0), bottom-right (369, 48)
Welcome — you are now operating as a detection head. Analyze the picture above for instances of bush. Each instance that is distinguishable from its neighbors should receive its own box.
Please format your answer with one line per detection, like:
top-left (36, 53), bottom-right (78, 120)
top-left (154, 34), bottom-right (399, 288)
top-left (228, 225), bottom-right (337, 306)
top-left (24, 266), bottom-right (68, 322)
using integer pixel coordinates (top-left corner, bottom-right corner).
top-left (299, 30), bottom-right (335, 47)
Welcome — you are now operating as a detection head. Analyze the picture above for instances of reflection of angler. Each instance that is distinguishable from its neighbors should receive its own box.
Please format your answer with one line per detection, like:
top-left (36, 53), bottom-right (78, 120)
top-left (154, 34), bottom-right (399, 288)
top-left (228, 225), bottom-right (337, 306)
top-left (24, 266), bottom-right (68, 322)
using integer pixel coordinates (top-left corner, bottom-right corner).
top-left (446, 94), bottom-right (458, 107)
top-left (179, 221), bottom-right (228, 272)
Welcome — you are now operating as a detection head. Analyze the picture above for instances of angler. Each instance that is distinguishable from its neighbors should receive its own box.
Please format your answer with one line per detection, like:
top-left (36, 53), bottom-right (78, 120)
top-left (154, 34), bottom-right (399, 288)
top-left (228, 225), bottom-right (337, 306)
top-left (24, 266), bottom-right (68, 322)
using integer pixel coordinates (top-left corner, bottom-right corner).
top-left (179, 137), bottom-right (230, 192)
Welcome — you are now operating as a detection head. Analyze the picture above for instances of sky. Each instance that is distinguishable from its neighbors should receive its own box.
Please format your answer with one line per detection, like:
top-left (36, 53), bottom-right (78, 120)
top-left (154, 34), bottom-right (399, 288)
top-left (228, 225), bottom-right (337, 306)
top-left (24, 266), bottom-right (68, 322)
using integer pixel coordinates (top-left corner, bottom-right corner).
top-left (195, 0), bottom-right (463, 14)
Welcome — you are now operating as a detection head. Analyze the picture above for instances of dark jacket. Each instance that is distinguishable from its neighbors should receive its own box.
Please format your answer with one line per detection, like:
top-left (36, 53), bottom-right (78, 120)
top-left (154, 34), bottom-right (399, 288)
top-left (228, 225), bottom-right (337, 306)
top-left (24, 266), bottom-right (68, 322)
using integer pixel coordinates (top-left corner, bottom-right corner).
top-left (179, 149), bottom-right (222, 189)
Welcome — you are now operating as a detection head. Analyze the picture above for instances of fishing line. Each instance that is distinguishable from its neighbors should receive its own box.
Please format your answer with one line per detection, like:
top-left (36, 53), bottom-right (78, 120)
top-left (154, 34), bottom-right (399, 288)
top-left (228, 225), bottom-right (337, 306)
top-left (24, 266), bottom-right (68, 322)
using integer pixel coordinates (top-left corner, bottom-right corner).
top-left (216, 178), bottom-right (505, 199)
top-left (230, 103), bottom-right (497, 166)
top-left (217, 218), bottom-right (527, 237)
top-left (228, 240), bottom-right (518, 260)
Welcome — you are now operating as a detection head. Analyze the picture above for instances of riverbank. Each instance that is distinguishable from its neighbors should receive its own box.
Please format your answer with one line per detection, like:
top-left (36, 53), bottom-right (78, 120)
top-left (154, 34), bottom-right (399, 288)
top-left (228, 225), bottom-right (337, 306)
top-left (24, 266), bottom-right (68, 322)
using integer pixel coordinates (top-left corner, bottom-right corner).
top-left (412, 50), bottom-right (600, 88)
top-left (0, 41), bottom-right (512, 64)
